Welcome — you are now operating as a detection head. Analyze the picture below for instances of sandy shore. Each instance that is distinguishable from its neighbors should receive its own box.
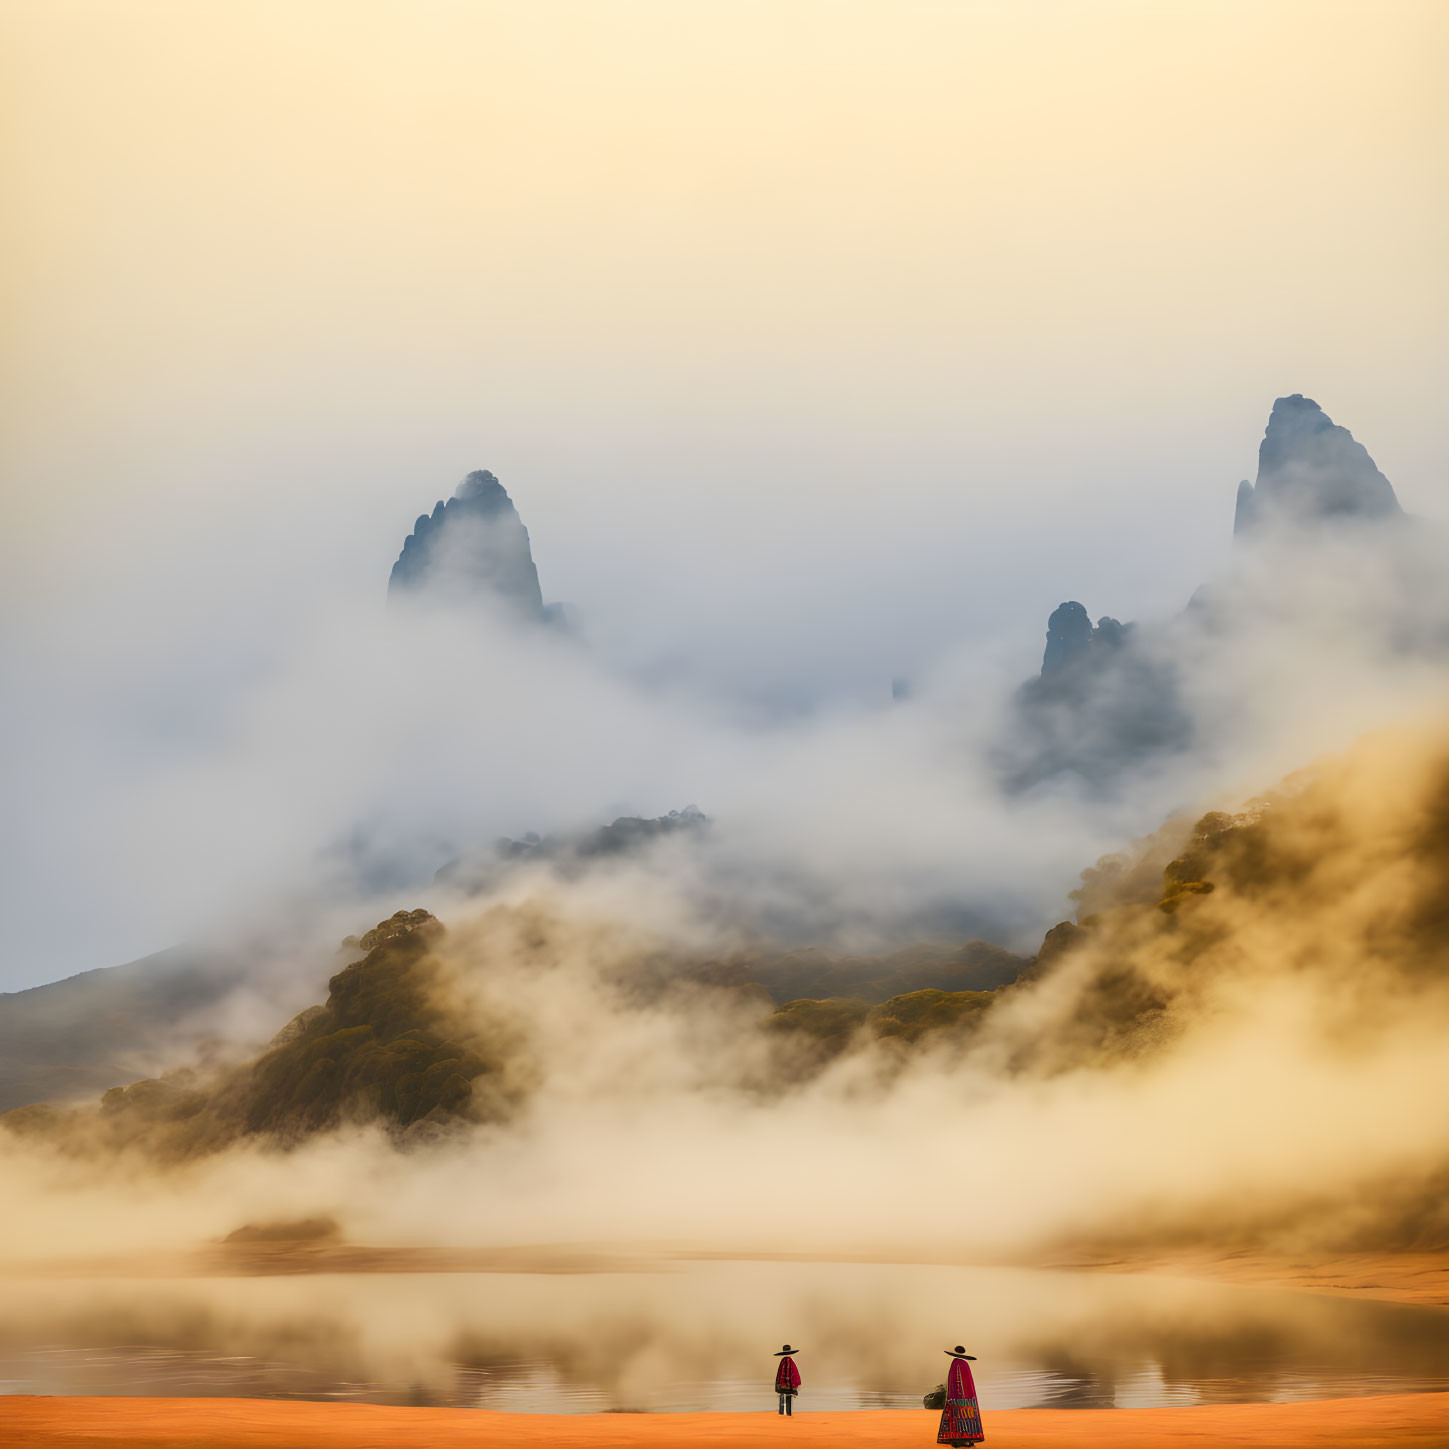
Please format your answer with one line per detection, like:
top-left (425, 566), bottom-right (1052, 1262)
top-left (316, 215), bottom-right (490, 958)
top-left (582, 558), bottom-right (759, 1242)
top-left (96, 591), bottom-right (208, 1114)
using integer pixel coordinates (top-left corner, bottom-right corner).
top-left (3, 1395), bottom-right (1446, 1448)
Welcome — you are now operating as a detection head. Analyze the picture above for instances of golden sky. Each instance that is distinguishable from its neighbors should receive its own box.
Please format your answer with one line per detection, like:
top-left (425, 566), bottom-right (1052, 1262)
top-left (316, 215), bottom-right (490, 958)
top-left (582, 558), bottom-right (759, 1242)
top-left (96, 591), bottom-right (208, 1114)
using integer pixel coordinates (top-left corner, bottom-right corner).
top-left (2, 0), bottom-right (1445, 614)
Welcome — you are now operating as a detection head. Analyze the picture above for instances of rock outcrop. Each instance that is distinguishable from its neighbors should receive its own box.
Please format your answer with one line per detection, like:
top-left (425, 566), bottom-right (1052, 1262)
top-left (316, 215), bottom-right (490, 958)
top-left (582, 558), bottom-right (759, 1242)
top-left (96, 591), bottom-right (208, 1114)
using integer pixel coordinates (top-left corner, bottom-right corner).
top-left (389, 470), bottom-right (547, 619)
top-left (1234, 394), bottom-right (1401, 536)
top-left (1040, 601), bottom-right (1130, 677)
top-left (1001, 601), bottom-right (1188, 792)
top-left (1005, 396), bottom-right (1402, 791)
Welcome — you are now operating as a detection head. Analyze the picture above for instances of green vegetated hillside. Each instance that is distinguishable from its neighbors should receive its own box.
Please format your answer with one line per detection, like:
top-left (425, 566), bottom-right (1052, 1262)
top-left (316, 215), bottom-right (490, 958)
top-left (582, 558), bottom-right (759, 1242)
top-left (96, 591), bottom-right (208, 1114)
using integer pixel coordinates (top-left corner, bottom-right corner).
top-left (1, 911), bottom-right (526, 1157)
top-left (1016, 731), bottom-right (1449, 1075)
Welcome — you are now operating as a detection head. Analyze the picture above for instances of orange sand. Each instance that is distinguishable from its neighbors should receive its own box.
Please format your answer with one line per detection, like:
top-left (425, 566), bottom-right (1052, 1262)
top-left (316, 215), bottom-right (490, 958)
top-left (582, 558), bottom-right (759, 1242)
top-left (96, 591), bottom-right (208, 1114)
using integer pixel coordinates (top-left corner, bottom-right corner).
top-left (3, 1395), bottom-right (1446, 1448)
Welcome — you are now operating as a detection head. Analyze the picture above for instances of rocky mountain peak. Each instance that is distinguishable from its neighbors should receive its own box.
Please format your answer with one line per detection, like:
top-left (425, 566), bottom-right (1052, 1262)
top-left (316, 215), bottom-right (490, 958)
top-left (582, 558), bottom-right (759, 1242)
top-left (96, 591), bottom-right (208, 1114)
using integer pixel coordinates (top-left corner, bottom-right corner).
top-left (388, 470), bottom-right (546, 618)
top-left (1041, 601), bottom-right (1129, 677)
top-left (1235, 395), bottom-right (1400, 536)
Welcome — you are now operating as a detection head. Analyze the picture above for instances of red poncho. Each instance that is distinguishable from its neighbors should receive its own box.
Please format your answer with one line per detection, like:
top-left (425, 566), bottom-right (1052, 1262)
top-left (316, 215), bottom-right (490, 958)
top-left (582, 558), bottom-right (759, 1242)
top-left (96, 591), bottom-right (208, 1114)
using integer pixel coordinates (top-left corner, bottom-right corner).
top-left (774, 1356), bottom-right (801, 1394)
top-left (936, 1357), bottom-right (984, 1445)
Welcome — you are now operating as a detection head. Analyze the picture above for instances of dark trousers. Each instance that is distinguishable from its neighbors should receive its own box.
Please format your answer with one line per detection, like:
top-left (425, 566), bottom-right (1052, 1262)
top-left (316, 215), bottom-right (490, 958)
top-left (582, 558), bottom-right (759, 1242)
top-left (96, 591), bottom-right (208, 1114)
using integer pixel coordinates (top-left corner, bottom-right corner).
top-left (778, 1391), bottom-right (794, 1415)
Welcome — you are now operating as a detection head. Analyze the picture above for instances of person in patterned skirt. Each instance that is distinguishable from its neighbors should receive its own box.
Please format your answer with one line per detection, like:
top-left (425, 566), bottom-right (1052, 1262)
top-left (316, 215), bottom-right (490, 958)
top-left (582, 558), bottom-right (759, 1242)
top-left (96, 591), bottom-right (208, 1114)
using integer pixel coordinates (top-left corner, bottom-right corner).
top-left (773, 1344), bottom-right (801, 1415)
top-left (937, 1346), bottom-right (984, 1445)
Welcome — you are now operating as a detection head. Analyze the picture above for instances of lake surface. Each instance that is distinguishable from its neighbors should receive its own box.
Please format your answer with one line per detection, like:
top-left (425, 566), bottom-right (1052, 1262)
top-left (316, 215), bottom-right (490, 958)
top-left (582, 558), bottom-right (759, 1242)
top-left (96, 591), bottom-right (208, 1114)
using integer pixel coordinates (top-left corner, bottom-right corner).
top-left (1, 1260), bottom-right (1446, 1412)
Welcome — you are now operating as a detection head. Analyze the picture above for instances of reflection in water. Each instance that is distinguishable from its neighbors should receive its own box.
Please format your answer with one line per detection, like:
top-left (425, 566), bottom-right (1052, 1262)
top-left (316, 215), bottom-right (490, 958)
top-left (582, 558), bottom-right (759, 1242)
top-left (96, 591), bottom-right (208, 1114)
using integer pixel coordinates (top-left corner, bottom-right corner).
top-left (0, 1261), bottom-right (1445, 1412)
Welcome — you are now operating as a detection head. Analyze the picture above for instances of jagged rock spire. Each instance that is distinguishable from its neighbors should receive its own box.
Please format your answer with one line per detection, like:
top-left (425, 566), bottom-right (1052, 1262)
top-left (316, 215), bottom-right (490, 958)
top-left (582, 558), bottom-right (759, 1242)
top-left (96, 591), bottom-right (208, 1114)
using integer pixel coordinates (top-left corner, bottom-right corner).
top-left (1041, 601), bottom-right (1093, 675)
top-left (1235, 395), bottom-right (1400, 536)
top-left (1041, 602), bottom-right (1128, 677)
top-left (388, 470), bottom-right (546, 618)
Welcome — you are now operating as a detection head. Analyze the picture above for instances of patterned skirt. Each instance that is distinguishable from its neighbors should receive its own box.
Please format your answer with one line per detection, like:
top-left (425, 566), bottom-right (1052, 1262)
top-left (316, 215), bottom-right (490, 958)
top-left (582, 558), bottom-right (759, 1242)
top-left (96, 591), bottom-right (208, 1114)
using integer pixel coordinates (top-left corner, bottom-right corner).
top-left (936, 1395), bottom-right (984, 1444)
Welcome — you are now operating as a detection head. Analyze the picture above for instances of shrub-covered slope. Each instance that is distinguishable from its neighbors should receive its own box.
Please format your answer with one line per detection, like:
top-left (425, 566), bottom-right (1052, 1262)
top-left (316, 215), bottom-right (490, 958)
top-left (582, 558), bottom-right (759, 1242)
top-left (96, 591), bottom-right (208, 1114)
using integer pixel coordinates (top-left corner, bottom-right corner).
top-left (2, 910), bottom-right (523, 1157)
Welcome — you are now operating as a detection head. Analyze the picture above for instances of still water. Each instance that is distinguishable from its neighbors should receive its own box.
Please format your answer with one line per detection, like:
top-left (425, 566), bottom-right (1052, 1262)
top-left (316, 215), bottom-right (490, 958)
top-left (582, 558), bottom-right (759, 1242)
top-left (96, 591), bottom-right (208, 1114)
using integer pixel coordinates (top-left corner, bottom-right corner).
top-left (0, 1260), bottom-right (1445, 1412)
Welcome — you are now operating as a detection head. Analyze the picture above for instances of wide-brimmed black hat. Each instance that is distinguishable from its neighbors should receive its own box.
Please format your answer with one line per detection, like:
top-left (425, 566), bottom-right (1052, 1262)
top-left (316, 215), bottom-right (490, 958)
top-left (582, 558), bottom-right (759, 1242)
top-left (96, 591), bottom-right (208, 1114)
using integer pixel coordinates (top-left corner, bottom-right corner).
top-left (773, 1345), bottom-right (800, 1355)
top-left (945, 1346), bottom-right (977, 1359)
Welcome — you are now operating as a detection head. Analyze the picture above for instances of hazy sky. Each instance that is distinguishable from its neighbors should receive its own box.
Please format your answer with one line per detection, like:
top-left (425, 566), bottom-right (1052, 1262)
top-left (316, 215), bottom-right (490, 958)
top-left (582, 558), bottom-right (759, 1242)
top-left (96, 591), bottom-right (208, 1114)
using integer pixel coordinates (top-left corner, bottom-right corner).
top-left (2, 1), bottom-right (1446, 986)
top-left (5, 2), bottom-right (1445, 624)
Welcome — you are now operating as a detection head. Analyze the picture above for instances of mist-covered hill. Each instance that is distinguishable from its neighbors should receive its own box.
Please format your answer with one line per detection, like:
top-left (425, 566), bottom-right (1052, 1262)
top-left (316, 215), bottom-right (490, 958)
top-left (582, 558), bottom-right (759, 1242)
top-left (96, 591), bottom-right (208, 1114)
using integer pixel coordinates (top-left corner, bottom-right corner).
top-left (0, 914), bottom-right (1031, 1156)
top-left (8, 724), bottom-right (1448, 1257)
top-left (5, 394), bottom-right (1448, 1264)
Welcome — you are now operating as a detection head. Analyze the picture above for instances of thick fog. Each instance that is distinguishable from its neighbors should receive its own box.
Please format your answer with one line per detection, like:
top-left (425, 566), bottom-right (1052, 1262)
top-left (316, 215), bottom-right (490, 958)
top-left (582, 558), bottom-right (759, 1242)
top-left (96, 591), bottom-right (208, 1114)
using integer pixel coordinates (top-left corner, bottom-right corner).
top-left (3, 430), bottom-right (1448, 995)
top-left (4, 718), bottom-right (1449, 1281)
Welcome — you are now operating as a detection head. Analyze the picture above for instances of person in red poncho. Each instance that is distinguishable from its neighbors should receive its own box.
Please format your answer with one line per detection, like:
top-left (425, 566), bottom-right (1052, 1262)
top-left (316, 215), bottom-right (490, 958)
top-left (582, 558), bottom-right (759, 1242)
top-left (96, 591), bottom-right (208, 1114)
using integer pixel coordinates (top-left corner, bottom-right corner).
top-left (937, 1346), bottom-right (984, 1445)
top-left (773, 1344), bottom-right (802, 1416)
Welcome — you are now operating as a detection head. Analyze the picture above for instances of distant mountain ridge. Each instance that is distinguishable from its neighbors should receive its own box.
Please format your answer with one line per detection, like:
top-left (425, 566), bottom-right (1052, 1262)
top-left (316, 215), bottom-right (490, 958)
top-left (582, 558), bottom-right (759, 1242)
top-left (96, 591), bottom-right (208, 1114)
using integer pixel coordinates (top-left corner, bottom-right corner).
top-left (437, 806), bottom-right (709, 894)
top-left (0, 946), bottom-right (239, 1112)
